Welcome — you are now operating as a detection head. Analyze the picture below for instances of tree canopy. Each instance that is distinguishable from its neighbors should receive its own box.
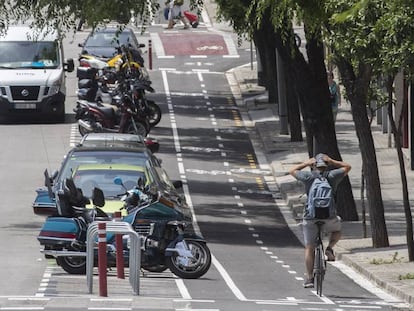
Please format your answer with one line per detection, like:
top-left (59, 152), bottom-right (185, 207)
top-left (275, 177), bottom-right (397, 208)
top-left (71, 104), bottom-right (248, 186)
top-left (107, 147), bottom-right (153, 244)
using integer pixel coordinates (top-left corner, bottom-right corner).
top-left (0, 0), bottom-right (204, 37)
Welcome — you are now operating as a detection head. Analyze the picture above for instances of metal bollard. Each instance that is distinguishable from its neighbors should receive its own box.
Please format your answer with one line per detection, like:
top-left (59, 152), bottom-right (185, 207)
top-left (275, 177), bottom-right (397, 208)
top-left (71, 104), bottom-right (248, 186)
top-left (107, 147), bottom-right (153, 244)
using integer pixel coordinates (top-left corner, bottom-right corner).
top-left (87, 222), bottom-right (140, 295)
top-left (148, 39), bottom-right (152, 70)
top-left (98, 222), bottom-right (107, 297)
top-left (114, 212), bottom-right (125, 279)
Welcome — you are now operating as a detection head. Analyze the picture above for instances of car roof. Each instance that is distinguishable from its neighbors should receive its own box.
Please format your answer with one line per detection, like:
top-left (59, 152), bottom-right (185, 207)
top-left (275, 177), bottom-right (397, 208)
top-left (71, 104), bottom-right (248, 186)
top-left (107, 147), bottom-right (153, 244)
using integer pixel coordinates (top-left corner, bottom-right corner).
top-left (0, 25), bottom-right (58, 42)
top-left (78, 133), bottom-right (146, 149)
top-left (92, 26), bottom-right (134, 33)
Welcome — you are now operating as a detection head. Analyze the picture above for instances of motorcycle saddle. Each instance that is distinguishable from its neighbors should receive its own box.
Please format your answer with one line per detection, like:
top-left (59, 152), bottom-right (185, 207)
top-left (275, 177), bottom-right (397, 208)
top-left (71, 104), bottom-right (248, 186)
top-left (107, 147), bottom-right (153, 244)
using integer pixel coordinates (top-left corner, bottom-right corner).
top-left (89, 102), bottom-right (118, 118)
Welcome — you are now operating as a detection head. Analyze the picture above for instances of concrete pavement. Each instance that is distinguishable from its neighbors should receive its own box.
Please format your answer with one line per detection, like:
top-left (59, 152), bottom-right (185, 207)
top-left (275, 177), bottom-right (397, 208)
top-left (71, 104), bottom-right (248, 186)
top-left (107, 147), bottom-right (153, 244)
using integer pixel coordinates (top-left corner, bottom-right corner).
top-left (230, 63), bottom-right (414, 308)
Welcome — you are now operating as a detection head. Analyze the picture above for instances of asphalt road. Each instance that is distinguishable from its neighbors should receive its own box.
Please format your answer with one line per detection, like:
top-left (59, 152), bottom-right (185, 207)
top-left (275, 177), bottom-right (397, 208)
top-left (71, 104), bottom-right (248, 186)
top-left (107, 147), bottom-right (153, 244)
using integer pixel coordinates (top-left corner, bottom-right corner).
top-left (0, 16), bottom-right (409, 311)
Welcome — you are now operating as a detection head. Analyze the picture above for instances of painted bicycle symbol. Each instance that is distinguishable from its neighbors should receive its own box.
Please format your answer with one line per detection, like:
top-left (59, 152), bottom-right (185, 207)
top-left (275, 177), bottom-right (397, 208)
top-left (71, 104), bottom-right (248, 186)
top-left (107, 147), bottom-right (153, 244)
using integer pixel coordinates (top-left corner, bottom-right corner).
top-left (196, 45), bottom-right (224, 51)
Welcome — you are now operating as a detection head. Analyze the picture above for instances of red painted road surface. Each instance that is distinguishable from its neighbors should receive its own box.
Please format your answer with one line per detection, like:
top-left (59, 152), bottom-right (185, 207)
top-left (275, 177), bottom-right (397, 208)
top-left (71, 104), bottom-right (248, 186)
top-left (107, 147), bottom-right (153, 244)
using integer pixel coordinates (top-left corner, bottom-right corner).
top-left (159, 32), bottom-right (229, 55)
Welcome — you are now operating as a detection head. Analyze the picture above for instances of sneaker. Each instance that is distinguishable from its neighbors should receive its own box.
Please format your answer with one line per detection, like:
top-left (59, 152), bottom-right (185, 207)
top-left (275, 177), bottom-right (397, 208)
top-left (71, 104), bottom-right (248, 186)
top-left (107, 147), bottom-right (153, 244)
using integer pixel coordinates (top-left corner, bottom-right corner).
top-left (325, 247), bottom-right (335, 261)
top-left (303, 278), bottom-right (314, 288)
top-left (183, 25), bottom-right (189, 29)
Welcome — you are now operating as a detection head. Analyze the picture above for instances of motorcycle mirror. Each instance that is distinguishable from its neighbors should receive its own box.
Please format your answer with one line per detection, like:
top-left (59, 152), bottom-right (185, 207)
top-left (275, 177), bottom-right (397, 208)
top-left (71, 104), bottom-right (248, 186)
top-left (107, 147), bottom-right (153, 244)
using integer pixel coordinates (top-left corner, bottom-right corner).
top-left (173, 180), bottom-right (183, 189)
top-left (137, 177), bottom-right (144, 189)
top-left (113, 176), bottom-right (123, 185)
top-left (114, 176), bottom-right (128, 192)
top-left (44, 169), bottom-right (54, 199)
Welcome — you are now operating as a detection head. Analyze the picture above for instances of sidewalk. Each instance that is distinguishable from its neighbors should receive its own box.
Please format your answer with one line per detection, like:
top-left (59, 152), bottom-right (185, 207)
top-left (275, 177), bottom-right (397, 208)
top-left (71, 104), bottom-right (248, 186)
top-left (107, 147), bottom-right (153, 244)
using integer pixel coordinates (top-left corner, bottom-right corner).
top-left (230, 63), bottom-right (414, 308)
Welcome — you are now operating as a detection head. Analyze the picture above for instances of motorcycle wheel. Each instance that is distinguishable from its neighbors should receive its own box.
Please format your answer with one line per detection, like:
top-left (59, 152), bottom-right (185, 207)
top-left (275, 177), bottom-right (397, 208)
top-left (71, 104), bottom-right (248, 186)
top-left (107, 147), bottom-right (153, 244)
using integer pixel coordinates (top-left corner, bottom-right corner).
top-left (146, 100), bottom-right (162, 128)
top-left (56, 256), bottom-right (86, 274)
top-left (166, 240), bottom-right (211, 279)
top-left (78, 123), bottom-right (89, 136)
top-left (143, 265), bottom-right (168, 273)
top-left (126, 120), bottom-right (149, 137)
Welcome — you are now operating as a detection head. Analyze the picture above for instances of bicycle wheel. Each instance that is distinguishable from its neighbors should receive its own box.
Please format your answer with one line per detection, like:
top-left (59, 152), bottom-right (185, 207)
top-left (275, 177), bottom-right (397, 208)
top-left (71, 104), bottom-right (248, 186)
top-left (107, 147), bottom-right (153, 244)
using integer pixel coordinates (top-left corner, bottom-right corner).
top-left (314, 246), bottom-right (324, 296)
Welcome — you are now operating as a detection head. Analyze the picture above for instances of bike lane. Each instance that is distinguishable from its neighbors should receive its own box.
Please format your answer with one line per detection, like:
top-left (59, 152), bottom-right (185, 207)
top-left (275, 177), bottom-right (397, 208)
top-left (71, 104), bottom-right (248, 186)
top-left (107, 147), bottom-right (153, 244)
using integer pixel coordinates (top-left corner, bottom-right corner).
top-left (159, 32), bottom-right (228, 55)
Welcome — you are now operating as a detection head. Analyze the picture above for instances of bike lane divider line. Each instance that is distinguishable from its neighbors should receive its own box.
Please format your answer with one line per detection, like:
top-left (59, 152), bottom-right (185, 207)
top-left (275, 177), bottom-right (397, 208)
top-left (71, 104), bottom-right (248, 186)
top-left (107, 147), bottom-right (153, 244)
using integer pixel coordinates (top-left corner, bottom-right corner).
top-left (175, 279), bottom-right (191, 300)
top-left (162, 69), bottom-right (249, 302)
top-left (211, 254), bottom-right (247, 302)
top-left (35, 266), bottom-right (54, 297)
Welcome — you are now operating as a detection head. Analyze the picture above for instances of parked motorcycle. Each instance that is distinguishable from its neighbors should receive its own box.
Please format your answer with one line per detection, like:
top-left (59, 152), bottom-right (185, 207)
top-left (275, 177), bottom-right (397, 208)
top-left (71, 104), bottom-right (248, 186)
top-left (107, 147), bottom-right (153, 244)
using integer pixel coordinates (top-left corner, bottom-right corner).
top-left (130, 76), bottom-right (162, 128)
top-left (74, 93), bottom-right (150, 137)
top-left (37, 177), bottom-right (212, 279)
top-left (77, 57), bottom-right (162, 129)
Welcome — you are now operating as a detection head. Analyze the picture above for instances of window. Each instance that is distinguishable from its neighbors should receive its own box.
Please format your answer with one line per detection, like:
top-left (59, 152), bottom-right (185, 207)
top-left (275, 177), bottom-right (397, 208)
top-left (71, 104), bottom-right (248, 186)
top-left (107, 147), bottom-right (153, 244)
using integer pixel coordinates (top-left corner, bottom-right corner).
top-left (0, 41), bottom-right (59, 68)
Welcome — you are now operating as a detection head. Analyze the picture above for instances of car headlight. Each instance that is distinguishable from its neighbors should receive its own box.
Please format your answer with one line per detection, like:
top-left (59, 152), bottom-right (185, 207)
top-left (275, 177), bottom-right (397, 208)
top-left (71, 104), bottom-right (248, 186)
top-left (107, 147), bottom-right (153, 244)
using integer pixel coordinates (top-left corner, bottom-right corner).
top-left (48, 80), bottom-right (62, 95)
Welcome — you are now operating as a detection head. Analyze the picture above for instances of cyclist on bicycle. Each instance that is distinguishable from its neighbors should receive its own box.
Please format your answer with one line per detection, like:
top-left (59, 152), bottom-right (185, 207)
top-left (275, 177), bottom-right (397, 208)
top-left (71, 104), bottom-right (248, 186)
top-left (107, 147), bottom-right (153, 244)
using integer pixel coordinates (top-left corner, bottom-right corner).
top-left (289, 153), bottom-right (351, 288)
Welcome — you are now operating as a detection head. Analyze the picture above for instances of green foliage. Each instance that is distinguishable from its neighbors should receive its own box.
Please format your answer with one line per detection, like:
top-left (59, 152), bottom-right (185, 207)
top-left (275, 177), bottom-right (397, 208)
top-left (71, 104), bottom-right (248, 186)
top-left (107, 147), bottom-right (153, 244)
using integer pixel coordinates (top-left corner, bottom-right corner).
top-left (370, 252), bottom-right (404, 265)
top-left (215, 0), bottom-right (253, 39)
top-left (0, 0), bottom-right (204, 39)
top-left (327, 0), bottom-right (414, 78)
top-left (399, 273), bottom-right (414, 280)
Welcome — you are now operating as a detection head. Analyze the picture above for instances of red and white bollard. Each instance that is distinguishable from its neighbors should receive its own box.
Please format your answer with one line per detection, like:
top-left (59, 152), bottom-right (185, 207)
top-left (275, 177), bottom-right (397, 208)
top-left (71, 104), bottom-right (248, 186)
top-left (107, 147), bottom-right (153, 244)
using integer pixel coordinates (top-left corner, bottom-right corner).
top-left (114, 212), bottom-right (125, 279)
top-left (98, 222), bottom-right (108, 297)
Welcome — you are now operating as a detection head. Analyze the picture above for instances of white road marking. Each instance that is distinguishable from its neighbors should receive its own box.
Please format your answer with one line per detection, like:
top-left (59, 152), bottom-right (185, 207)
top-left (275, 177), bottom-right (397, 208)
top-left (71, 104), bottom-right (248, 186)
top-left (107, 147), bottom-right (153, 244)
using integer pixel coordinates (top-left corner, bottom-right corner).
top-left (211, 254), bottom-right (247, 301)
top-left (331, 261), bottom-right (410, 306)
top-left (150, 32), bottom-right (165, 56)
top-left (175, 279), bottom-right (192, 299)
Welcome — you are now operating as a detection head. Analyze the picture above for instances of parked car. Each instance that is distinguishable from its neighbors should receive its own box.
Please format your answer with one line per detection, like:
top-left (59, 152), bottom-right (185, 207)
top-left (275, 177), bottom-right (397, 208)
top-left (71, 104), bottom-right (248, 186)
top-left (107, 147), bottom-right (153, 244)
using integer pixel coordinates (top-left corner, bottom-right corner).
top-left (32, 138), bottom-right (162, 216)
top-left (78, 132), bottom-right (160, 154)
top-left (78, 26), bottom-right (145, 63)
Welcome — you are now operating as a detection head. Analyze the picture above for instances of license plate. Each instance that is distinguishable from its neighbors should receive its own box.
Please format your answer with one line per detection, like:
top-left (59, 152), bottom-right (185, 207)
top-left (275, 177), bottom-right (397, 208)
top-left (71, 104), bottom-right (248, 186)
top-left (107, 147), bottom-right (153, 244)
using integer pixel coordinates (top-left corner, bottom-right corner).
top-left (15, 103), bottom-right (36, 109)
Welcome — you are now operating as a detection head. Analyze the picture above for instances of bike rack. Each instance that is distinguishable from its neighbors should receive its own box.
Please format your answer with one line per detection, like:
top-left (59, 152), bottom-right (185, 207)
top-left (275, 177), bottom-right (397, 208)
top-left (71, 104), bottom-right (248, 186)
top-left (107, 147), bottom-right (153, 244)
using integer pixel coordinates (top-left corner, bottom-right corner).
top-left (86, 221), bottom-right (141, 295)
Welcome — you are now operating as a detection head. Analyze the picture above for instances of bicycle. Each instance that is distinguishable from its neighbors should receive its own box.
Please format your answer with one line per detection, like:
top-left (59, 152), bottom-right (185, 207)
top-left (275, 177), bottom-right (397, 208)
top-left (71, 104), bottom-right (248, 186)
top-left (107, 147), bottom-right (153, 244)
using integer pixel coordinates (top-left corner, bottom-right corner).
top-left (313, 221), bottom-right (327, 296)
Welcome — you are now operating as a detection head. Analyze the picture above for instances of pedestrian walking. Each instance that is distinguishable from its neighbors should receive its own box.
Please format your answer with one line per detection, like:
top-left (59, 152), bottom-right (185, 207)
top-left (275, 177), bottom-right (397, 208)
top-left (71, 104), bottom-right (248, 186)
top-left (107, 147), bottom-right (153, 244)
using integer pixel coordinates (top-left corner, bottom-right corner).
top-left (328, 71), bottom-right (341, 122)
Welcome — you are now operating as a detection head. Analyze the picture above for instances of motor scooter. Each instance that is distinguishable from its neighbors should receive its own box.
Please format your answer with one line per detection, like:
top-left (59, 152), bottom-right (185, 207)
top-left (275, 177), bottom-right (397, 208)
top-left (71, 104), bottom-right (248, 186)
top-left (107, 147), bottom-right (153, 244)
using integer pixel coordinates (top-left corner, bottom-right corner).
top-left (37, 177), bottom-right (212, 279)
top-left (74, 93), bottom-right (150, 137)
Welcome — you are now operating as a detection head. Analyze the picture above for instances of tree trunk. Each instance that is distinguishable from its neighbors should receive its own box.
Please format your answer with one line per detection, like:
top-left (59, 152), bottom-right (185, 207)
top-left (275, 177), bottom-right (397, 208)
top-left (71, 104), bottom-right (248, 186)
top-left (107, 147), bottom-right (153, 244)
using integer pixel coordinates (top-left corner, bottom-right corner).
top-left (386, 75), bottom-right (414, 260)
top-left (337, 60), bottom-right (389, 247)
top-left (253, 13), bottom-right (278, 103)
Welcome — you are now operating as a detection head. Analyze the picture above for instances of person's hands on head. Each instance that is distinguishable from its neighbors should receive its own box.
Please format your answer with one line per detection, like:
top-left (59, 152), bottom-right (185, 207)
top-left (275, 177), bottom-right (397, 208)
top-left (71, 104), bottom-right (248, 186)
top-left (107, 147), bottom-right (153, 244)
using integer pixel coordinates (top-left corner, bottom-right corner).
top-left (306, 157), bottom-right (316, 167)
top-left (322, 154), bottom-right (331, 163)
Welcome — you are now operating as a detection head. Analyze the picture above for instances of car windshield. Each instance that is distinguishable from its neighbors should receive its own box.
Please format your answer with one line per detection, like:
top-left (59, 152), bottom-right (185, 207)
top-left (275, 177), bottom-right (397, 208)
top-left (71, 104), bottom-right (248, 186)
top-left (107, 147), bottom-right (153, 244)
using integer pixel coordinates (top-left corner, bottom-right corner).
top-left (0, 41), bottom-right (59, 69)
top-left (73, 168), bottom-right (147, 198)
top-left (85, 31), bottom-right (132, 47)
top-left (58, 150), bottom-right (148, 184)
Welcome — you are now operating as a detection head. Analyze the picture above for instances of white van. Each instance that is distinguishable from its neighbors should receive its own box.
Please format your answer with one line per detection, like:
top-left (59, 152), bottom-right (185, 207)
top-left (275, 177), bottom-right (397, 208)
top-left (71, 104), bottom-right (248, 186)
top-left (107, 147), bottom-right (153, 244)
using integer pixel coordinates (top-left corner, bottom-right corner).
top-left (0, 26), bottom-right (74, 122)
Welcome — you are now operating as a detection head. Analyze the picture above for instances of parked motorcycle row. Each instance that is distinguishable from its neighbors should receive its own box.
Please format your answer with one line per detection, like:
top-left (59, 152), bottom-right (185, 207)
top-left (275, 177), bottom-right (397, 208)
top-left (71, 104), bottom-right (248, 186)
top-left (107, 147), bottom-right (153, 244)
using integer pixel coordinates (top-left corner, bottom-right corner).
top-left (33, 41), bottom-right (212, 280)
top-left (74, 44), bottom-right (162, 138)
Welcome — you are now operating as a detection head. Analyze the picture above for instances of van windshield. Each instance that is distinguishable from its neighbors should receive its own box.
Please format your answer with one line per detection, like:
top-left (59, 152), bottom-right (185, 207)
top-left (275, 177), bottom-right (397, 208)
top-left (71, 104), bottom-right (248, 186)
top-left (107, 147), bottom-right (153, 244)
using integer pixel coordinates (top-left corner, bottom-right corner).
top-left (0, 41), bottom-right (60, 69)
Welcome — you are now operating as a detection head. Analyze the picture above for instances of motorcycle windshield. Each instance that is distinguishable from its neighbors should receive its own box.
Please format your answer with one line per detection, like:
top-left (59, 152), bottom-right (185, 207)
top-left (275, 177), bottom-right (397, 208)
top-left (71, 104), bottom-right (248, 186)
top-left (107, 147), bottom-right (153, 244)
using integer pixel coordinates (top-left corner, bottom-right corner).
top-left (137, 202), bottom-right (184, 220)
